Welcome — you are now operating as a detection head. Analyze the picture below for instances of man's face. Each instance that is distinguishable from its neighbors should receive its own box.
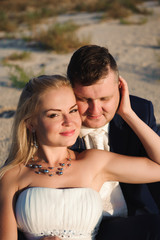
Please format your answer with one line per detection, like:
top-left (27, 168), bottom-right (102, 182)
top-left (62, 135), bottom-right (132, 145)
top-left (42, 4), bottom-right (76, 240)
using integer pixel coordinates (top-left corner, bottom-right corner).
top-left (73, 69), bottom-right (120, 128)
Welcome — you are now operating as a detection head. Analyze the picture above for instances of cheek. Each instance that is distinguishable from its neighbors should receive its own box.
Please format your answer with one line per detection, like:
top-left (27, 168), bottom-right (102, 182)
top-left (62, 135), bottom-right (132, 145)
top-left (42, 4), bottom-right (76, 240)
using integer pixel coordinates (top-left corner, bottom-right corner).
top-left (37, 120), bottom-right (56, 136)
top-left (103, 99), bottom-right (119, 113)
top-left (77, 101), bottom-right (88, 114)
top-left (73, 113), bottom-right (82, 128)
top-left (77, 116), bottom-right (82, 128)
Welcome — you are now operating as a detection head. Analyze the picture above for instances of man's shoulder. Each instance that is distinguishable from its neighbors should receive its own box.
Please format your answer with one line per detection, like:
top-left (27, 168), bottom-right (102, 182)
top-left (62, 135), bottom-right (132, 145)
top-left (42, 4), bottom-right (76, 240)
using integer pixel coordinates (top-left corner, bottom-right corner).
top-left (111, 95), bottom-right (154, 129)
top-left (130, 95), bottom-right (151, 105)
top-left (129, 95), bottom-right (153, 115)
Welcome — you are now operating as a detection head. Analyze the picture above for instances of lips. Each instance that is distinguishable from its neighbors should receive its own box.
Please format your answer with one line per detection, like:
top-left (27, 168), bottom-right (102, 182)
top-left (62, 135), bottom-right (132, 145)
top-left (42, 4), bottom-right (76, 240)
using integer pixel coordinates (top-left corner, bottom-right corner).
top-left (87, 114), bottom-right (102, 120)
top-left (60, 130), bottom-right (75, 136)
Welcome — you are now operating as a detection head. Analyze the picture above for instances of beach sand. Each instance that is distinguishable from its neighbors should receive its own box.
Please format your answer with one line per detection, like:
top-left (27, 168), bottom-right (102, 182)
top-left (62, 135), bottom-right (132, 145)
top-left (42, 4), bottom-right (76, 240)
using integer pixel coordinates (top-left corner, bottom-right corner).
top-left (0, 1), bottom-right (160, 165)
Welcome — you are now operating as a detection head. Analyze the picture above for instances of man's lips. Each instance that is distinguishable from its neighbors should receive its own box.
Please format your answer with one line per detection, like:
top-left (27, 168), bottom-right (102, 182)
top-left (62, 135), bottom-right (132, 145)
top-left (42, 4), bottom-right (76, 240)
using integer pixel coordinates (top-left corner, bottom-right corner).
top-left (60, 130), bottom-right (75, 136)
top-left (87, 114), bottom-right (102, 120)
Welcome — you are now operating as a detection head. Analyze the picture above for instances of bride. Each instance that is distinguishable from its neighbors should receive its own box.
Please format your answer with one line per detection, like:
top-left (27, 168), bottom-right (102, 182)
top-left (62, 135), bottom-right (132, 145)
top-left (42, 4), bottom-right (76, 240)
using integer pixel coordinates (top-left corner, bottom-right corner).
top-left (0, 75), bottom-right (160, 240)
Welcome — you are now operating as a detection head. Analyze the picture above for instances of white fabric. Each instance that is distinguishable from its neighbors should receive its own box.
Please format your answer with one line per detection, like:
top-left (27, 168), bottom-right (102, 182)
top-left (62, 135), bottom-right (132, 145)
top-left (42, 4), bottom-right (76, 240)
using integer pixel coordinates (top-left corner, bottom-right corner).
top-left (16, 187), bottom-right (103, 240)
top-left (80, 125), bottom-right (109, 150)
top-left (88, 130), bottom-right (107, 150)
top-left (80, 124), bottom-right (128, 217)
top-left (99, 182), bottom-right (128, 217)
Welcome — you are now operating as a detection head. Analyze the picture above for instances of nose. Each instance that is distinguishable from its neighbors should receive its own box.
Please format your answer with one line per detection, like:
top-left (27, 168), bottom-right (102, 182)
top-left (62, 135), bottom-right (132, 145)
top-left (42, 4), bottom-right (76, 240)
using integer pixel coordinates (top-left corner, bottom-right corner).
top-left (62, 114), bottom-right (72, 126)
top-left (88, 100), bottom-right (102, 115)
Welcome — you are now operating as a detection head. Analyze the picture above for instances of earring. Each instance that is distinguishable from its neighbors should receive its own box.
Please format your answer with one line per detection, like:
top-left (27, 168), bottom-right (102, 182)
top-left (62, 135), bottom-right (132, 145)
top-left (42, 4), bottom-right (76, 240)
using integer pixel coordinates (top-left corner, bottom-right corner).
top-left (32, 130), bottom-right (38, 149)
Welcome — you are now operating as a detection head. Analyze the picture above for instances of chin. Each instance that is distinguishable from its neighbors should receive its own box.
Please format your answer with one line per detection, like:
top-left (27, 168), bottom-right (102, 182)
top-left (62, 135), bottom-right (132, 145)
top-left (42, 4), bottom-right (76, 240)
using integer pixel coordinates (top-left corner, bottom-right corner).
top-left (66, 137), bottom-right (79, 146)
top-left (85, 122), bottom-right (107, 128)
top-left (82, 116), bottom-right (108, 128)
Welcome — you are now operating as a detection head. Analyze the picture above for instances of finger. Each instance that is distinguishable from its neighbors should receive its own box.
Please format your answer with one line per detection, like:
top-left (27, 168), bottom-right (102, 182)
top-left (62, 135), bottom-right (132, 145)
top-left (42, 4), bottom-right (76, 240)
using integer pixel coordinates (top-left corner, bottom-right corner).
top-left (119, 76), bottom-right (129, 91)
top-left (119, 76), bottom-right (127, 85)
top-left (119, 76), bottom-right (125, 89)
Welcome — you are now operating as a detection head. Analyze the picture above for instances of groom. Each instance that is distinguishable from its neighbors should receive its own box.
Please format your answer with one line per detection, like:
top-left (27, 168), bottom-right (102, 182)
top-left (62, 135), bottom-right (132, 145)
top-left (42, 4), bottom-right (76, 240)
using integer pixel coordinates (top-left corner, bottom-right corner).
top-left (67, 45), bottom-right (160, 239)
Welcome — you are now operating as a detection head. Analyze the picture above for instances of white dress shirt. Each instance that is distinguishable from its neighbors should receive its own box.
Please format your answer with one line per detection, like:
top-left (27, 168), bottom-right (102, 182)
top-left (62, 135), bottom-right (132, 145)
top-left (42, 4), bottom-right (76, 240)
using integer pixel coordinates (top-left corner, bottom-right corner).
top-left (80, 124), bottom-right (128, 217)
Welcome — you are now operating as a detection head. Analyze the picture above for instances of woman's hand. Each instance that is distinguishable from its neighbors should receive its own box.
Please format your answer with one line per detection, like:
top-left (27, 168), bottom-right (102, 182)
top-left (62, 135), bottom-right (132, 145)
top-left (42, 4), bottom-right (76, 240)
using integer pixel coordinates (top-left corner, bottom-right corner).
top-left (116, 77), bottom-right (160, 165)
top-left (117, 76), bottom-right (132, 119)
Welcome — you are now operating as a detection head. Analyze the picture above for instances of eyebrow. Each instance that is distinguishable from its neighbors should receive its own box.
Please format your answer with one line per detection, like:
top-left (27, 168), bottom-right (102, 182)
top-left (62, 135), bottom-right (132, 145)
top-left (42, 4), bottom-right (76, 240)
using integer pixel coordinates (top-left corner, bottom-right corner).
top-left (45, 104), bottom-right (78, 113)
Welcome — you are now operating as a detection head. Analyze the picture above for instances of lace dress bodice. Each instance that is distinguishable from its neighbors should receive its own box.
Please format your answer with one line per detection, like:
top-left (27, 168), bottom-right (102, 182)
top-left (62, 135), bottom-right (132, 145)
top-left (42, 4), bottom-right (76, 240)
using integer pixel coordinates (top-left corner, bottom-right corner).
top-left (16, 187), bottom-right (103, 240)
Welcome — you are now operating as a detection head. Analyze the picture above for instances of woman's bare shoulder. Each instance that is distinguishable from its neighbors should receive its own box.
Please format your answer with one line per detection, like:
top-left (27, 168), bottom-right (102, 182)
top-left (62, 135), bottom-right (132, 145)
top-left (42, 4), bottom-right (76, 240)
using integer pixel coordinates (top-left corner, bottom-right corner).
top-left (78, 149), bottom-right (109, 157)
top-left (75, 149), bottom-right (110, 161)
top-left (73, 149), bottom-right (95, 158)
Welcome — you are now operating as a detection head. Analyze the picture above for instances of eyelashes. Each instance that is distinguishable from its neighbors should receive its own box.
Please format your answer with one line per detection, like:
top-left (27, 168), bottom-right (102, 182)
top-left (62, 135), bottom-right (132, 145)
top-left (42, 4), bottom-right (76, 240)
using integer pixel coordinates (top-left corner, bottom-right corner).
top-left (70, 108), bottom-right (78, 113)
top-left (48, 108), bottom-right (79, 118)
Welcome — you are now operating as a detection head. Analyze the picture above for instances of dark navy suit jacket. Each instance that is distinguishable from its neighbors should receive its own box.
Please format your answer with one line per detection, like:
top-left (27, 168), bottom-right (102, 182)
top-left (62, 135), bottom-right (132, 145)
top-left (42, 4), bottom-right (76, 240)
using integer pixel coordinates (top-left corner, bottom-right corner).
top-left (71, 95), bottom-right (160, 216)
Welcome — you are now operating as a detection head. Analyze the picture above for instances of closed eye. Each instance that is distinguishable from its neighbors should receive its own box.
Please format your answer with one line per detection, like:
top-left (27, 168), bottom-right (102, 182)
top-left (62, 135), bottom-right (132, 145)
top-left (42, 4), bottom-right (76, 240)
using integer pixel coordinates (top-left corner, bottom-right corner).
top-left (76, 96), bottom-right (86, 102)
top-left (100, 97), bottom-right (111, 101)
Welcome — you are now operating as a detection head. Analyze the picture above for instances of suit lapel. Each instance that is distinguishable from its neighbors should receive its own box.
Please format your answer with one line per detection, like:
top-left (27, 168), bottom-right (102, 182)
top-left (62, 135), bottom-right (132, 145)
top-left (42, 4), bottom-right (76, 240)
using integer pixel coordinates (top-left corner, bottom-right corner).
top-left (109, 114), bottom-right (129, 154)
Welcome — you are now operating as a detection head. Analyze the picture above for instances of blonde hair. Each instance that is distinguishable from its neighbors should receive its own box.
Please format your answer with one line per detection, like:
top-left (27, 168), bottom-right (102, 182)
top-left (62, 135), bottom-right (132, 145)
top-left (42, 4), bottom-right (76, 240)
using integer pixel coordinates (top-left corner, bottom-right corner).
top-left (0, 75), bottom-right (71, 179)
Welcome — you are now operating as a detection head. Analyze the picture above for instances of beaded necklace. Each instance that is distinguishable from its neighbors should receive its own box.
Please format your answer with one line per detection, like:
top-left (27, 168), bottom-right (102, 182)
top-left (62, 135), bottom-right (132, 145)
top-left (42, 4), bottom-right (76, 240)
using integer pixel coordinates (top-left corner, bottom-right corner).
top-left (26, 150), bottom-right (72, 177)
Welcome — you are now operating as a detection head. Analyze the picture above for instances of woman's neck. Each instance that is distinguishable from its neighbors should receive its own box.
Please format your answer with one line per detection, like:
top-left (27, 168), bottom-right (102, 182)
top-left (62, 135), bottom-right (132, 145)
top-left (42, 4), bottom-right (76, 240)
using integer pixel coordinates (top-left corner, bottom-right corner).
top-left (36, 146), bottom-right (70, 166)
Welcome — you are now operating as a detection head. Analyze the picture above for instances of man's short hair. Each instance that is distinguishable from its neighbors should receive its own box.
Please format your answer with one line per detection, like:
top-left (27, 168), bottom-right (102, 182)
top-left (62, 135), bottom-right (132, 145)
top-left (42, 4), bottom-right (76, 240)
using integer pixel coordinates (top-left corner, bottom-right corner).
top-left (67, 45), bottom-right (118, 86)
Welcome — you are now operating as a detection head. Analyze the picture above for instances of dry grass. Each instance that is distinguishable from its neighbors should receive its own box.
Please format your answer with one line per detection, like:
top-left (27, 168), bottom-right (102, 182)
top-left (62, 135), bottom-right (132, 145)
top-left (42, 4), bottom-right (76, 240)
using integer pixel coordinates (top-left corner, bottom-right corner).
top-left (119, 17), bottom-right (148, 25)
top-left (0, 0), bottom-right (150, 32)
top-left (5, 64), bottom-right (45, 88)
top-left (2, 51), bottom-right (31, 62)
top-left (25, 21), bottom-right (91, 53)
top-left (0, 0), bottom-right (151, 53)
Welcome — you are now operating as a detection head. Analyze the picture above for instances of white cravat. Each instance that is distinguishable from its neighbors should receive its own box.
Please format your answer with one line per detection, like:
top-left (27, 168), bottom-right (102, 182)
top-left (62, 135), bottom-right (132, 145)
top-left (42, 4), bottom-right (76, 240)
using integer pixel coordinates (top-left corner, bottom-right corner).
top-left (88, 129), bottom-right (108, 150)
top-left (80, 125), bottom-right (109, 150)
top-left (80, 125), bottom-right (128, 217)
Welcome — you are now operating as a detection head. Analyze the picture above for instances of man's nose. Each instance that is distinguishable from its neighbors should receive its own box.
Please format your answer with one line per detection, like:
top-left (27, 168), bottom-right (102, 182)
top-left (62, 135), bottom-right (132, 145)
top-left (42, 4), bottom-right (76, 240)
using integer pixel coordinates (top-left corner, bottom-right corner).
top-left (88, 100), bottom-right (101, 115)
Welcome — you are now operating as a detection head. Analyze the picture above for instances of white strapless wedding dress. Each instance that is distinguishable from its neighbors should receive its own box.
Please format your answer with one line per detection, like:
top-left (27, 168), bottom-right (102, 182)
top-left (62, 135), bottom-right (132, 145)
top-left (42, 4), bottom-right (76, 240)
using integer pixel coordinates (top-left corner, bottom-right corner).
top-left (16, 187), bottom-right (103, 240)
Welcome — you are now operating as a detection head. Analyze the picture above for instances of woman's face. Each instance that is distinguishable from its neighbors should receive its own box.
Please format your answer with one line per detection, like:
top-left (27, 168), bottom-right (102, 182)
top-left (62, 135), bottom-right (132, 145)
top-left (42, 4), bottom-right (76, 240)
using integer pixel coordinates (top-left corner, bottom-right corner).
top-left (33, 86), bottom-right (81, 148)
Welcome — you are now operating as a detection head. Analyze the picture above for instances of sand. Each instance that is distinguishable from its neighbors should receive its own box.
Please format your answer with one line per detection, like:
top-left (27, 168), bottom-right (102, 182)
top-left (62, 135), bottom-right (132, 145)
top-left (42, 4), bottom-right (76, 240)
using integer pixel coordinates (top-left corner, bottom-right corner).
top-left (0, 1), bottom-right (160, 165)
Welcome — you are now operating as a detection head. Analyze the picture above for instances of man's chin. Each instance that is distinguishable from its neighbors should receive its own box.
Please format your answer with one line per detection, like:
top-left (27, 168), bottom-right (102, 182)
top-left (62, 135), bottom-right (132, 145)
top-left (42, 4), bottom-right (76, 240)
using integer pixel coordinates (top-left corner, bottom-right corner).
top-left (82, 119), bottom-right (108, 128)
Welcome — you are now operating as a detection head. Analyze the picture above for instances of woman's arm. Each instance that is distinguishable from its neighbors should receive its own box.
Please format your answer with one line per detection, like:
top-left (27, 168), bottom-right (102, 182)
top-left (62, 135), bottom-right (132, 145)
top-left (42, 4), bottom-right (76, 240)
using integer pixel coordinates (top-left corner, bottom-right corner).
top-left (103, 151), bottom-right (160, 184)
top-left (85, 149), bottom-right (160, 186)
top-left (117, 76), bottom-right (160, 164)
top-left (0, 172), bottom-right (18, 240)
